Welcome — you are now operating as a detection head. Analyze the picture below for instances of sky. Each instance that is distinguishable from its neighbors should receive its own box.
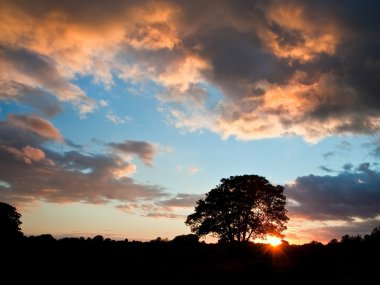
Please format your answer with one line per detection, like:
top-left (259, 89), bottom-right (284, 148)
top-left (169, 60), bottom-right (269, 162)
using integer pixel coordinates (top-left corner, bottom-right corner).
top-left (1, 0), bottom-right (380, 244)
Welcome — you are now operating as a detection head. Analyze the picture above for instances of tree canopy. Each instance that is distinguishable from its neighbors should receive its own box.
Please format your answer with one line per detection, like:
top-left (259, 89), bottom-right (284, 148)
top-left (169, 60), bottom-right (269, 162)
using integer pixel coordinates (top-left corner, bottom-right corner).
top-left (186, 175), bottom-right (288, 243)
top-left (0, 201), bottom-right (23, 241)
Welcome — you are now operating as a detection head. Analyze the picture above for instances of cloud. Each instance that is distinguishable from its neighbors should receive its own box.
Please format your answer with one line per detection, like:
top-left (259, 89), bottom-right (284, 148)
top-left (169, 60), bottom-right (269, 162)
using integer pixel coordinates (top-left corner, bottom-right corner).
top-left (108, 140), bottom-right (156, 166)
top-left (0, 0), bottom-right (179, 118)
top-left (188, 166), bottom-right (200, 174)
top-left (116, 193), bottom-right (202, 219)
top-left (99, 100), bottom-right (108, 107)
top-left (0, 45), bottom-right (94, 117)
top-left (4, 114), bottom-right (62, 141)
top-left (106, 112), bottom-right (132, 124)
top-left (0, 117), bottom-right (168, 207)
top-left (285, 216), bottom-right (380, 244)
top-left (337, 141), bottom-right (352, 151)
top-left (323, 152), bottom-right (335, 160)
top-left (0, 145), bottom-right (52, 165)
top-left (176, 165), bottom-right (200, 175)
top-left (158, 193), bottom-right (203, 207)
top-left (167, 0), bottom-right (380, 141)
top-left (1, 0), bottom-right (380, 141)
top-left (144, 212), bottom-right (185, 219)
top-left (286, 163), bottom-right (380, 221)
top-left (0, 81), bottom-right (63, 117)
top-left (318, 165), bottom-right (335, 173)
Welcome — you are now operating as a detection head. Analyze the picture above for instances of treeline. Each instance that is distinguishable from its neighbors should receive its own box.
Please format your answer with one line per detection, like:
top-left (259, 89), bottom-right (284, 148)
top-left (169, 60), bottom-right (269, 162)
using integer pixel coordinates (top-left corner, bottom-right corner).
top-left (1, 227), bottom-right (379, 282)
top-left (14, 232), bottom-right (201, 246)
top-left (1, 199), bottom-right (380, 282)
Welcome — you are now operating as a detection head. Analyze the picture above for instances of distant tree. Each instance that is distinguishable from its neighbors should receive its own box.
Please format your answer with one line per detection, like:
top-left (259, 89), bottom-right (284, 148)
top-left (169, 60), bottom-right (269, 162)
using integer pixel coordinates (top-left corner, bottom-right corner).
top-left (185, 175), bottom-right (288, 243)
top-left (341, 234), bottom-right (362, 245)
top-left (31, 234), bottom-right (56, 243)
top-left (150, 237), bottom-right (169, 243)
top-left (281, 239), bottom-right (290, 246)
top-left (364, 225), bottom-right (380, 243)
top-left (93, 235), bottom-right (104, 242)
top-left (328, 238), bottom-right (339, 246)
top-left (172, 234), bottom-right (199, 245)
top-left (370, 226), bottom-right (380, 239)
top-left (0, 201), bottom-right (23, 241)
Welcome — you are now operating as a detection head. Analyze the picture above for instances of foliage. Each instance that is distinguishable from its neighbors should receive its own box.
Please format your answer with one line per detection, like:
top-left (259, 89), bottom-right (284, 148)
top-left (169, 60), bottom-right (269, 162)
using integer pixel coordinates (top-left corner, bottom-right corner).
top-left (171, 234), bottom-right (199, 245)
top-left (0, 201), bottom-right (23, 241)
top-left (186, 175), bottom-right (288, 242)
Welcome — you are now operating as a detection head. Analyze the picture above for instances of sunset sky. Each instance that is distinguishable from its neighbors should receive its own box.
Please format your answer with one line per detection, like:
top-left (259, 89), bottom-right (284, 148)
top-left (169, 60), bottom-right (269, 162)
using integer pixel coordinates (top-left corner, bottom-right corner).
top-left (1, 0), bottom-right (380, 244)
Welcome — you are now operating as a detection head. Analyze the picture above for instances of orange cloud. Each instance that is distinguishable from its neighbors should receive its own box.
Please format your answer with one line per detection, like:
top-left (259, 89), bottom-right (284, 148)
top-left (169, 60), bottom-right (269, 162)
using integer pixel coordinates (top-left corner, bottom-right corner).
top-left (259, 2), bottom-right (339, 61)
top-left (22, 145), bottom-right (45, 162)
top-left (0, 145), bottom-right (51, 165)
top-left (111, 164), bottom-right (137, 178)
top-left (158, 55), bottom-right (210, 92)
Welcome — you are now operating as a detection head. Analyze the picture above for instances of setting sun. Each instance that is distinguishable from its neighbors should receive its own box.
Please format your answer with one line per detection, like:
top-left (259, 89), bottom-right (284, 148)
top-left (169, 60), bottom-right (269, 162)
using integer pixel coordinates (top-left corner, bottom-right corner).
top-left (267, 236), bottom-right (282, 247)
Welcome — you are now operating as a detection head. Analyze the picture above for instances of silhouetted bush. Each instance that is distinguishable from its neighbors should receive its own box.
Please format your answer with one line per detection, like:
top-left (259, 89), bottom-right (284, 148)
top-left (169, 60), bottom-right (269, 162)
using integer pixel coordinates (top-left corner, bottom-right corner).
top-left (92, 235), bottom-right (104, 242)
top-left (171, 234), bottom-right (199, 246)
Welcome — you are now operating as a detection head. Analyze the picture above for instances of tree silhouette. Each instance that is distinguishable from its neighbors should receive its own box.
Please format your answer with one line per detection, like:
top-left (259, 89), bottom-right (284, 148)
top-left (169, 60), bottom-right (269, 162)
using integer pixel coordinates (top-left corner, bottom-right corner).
top-left (172, 234), bottom-right (199, 245)
top-left (185, 175), bottom-right (288, 243)
top-left (0, 201), bottom-right (23, 241)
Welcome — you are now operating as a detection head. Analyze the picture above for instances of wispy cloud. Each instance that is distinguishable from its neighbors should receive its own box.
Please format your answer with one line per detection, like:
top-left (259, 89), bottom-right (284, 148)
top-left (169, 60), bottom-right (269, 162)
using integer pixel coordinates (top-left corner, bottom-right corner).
top-left (323, 152), bottom-right (335, 160)
top-left (106, 112), bottom-right (132, 125)
top-left (158, 193), bottom-right (203, 208)
top-left (318, 165), bottom-right (335, 173)
top-left (176, 165), bottom-right (200, 175)
top-left (99, 100), bottom-right (108, 107)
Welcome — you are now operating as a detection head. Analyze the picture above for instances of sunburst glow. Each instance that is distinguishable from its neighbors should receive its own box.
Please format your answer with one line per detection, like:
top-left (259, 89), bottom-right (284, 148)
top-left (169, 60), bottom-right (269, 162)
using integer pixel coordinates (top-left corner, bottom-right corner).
top-left (267, 236), bottom-right (282, 247)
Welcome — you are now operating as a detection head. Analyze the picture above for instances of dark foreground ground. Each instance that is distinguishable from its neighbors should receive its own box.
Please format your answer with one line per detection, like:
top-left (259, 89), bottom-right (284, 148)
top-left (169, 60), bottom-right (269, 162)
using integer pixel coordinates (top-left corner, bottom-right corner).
top-left (1, 236), bottom-right (379, 283)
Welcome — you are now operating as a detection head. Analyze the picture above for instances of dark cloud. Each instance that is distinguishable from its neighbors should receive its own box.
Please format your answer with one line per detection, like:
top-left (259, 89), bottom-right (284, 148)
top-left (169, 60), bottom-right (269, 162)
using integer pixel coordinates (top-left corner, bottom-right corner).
top-left (65, 139), bottom-right (83, 150)
top-left (286, 163), bottom-right (380, 221)
top-left (108, 140), bottom-right (156, 166)
top-left (0, 81), bottom-right (62, 117)
top-left (0, 117), bottom-right (167, 206)
top-left (342, 163), bottom-right (354, 172)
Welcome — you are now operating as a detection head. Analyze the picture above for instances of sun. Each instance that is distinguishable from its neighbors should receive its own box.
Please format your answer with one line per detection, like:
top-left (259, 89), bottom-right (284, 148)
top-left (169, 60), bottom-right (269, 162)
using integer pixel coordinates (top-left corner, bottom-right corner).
top-left (267, 236), bottom-right (282, 247)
